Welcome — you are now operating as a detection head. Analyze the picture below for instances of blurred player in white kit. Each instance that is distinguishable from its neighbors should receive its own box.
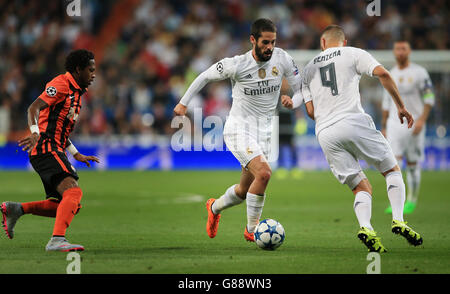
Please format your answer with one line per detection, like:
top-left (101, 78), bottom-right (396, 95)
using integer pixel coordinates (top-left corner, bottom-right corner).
top-left (173, 19), bottom-right (303, 242)
top-left (381, 40), bottom-right (435, 215)
top-left (283, 25), bottom-right (423, 252)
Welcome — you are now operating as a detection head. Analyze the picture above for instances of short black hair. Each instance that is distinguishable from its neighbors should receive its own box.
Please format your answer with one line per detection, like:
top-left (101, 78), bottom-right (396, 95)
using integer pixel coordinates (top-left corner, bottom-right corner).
top-left (65, 49), bottom-right (95, 73)
top-left (394, 39), bottom-right (411, 45)
top-left (321, 24), bottom-right (345, 40)
top-left (251, 18), bottom-right (277, 40)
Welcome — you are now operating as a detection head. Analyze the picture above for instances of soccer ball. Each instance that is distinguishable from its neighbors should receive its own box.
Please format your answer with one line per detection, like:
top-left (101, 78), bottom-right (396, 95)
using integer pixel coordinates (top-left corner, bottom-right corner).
top-left (254, 219), bottom-right (285, 250)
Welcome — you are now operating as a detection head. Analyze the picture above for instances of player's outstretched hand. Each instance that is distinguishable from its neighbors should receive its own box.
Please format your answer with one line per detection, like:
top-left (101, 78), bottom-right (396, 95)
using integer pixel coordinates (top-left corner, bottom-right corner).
top-left (398, 107), bottom-right (414, 129)
top-left (18, 133), bottom-right (40, 152)
top-left (73, 153), bottom-right (100, 167)
top-left (173, 103), bottom-right (187, 116)
top-left (281, 95), bottom-right (293, 109)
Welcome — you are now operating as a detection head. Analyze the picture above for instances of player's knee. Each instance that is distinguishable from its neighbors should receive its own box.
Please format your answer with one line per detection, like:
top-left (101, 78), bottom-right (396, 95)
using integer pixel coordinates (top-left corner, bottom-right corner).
top-left (406, 161), bottom-right (417, 167)
top-left (382, 165), bottom-right (401, 177)
top-left (256, 168), bottom-right (272, 184)
top-left (56, 176), bottom-right (79, 195)
top-left (352, 179), bottom-right (372, 195)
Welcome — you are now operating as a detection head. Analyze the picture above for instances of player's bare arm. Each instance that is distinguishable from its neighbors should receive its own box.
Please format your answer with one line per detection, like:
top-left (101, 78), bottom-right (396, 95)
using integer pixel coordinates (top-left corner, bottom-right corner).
top-left (66, 138), bottom-right (100, 167)
top-left (413, 103), bottom-right (432, 136)
top-left (381, 109), bottom-right (389, 137)
top-left (73, 153), bottom-right (100, 167)
top-left (280, 78), bottom-right (294, 109)
top-left (305, 101), bottom-right (314, 120)
top-left (281, 79), bottom-right (304, 109)
top-left (373, 65), bottom-right (414, 128)
top-left (18, 98), bottom-right (48, 151)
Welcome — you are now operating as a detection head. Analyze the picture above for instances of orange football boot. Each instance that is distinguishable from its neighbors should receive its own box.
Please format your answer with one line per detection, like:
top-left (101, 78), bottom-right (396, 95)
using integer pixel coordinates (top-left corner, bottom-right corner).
top-left (206, 198), bottom-right (221, 238)
top-left (244, 226), bottom-right (255, 242)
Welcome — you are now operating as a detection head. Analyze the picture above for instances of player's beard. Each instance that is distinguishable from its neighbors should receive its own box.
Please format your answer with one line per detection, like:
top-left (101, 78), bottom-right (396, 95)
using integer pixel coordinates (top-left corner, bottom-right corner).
top-left (255, 43), bottom-right (273, 62)
top-left (395, 55), bottom-right (408, 67)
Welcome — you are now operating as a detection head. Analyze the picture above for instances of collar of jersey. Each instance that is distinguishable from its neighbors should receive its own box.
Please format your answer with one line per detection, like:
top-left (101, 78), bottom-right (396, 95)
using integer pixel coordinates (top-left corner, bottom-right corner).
top-left (64, 72), bottom-right (86, 91)
top-left (248, 50), bottom-right (268, 65)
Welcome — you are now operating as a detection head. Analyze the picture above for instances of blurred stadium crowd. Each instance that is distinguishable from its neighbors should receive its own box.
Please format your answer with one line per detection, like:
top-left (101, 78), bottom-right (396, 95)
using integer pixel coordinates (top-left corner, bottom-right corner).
top-left (0, 0), bottom-right (449, 140)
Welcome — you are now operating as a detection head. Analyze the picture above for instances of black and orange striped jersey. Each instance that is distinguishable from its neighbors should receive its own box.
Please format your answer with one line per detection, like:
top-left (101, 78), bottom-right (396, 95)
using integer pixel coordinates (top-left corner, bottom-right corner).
top-left (30, 72), bottom-right (86, 156)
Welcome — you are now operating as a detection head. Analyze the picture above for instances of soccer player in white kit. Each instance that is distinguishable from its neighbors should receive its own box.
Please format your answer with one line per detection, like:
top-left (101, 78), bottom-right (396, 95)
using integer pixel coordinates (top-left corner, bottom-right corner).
top-left (381, 41), bottom-right (435, 215)
top-left (173, 19), bottom-right (303, 242)
top-left (283, 25), bottom-right (423, 252)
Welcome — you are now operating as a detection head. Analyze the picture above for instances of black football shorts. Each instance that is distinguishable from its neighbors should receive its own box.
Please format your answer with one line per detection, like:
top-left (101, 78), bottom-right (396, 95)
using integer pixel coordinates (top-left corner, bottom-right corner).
top-left (30, 151), bottom-right (79, 200)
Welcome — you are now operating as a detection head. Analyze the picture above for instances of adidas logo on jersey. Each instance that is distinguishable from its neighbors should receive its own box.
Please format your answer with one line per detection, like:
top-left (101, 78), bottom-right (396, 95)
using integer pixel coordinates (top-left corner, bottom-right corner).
top-left (244, 74), bottom-right (252, 79)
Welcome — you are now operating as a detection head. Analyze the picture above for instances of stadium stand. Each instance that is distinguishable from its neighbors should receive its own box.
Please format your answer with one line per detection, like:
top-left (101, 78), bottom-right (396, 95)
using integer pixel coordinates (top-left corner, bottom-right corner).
top-left (0, 0), bottom-right (448, 142)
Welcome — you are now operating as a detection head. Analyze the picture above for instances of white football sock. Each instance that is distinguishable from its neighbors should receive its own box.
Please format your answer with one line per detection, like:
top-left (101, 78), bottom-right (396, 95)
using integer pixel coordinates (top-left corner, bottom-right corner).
top-left (246, 192), bottom-right (265, 233)
top-left (353, 191), bottom-right (373, 230)
top-left (406, 164), bottom-right (421, 203)
top-left (211, 185), bottom-right (244, 215)
top-left (386, 171), bottom-right (405, 222)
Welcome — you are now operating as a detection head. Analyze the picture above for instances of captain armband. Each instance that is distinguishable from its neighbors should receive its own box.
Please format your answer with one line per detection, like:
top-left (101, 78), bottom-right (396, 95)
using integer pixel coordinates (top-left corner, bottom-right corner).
top-left (422, 90), bottom-right (435, 105)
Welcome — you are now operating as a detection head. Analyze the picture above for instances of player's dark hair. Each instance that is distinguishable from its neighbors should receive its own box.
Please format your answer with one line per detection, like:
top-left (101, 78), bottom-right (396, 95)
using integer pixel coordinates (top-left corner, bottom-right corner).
top-left (321, 24), bottom-right (345, 40)
top-left (65, 49), bottom-right (95, 73)
top-left (394, 39), bottom-right (411, 45)
top-left (251, 18), bottom-right (277, 40)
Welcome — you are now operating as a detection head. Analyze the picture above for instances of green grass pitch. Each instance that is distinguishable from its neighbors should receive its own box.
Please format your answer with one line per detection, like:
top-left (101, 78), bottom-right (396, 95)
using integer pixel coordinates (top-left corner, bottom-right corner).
top-left (0, 170), bottom-right (449, 274)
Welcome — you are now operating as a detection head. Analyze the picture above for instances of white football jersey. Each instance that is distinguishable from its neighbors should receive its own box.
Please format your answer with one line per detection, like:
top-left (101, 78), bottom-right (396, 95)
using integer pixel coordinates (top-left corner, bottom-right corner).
top-left (382, 63), bottom-right (434, 124)
top-left (180, 47), bottom-right (302, 119)
top-left (302, 46), bottom-right (381, 135)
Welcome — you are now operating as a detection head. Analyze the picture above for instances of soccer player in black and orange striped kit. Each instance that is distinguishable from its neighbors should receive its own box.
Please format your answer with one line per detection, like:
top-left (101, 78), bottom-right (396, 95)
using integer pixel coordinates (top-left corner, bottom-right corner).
top-left (1, 49), bottom-right (99, 252)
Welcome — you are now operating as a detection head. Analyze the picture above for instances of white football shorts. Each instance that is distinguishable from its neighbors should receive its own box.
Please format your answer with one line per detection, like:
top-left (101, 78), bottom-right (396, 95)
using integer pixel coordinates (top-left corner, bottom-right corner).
top-left (317, 113), bottom-right (397, 189)
top-left (386, 119), bottom-right (425, 163)
top-left (223, 115), bottom-right (278, 168)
